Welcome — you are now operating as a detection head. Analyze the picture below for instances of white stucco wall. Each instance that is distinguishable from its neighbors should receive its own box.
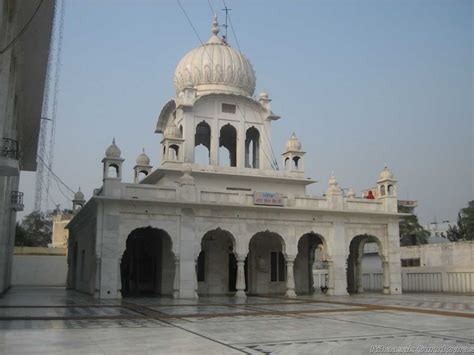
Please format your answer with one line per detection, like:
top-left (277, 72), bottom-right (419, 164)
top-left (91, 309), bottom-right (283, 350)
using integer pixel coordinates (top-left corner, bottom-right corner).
top-left (12, 255), bottom-right (67, 286)
top-left (361, 241), bottom-right (474, 293)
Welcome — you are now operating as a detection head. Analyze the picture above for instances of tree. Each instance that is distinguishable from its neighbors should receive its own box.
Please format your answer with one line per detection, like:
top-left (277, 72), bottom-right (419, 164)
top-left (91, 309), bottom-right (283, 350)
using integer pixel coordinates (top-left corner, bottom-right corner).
top-left (399, 205), bottom-right (430, 246)
top-left (15, 211), bottom-right (53, 247)
top-left (444, 201), bottom-right (474, 241)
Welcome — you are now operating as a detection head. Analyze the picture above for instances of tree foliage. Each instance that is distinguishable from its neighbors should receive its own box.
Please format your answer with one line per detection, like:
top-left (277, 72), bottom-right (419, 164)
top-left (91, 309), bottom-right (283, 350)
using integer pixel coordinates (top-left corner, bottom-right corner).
top-left (399, 205), bottom-right (430, 246)
top-left (15, 211), bottom-right (53, 247)
top-left (444, 200), bottom-right (474, 241)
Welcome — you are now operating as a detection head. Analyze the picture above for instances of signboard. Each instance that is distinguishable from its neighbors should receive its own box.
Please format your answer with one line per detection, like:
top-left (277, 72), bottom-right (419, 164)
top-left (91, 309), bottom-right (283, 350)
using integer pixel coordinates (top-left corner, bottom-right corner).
top-left (253, 192), bottom-right (284, 206)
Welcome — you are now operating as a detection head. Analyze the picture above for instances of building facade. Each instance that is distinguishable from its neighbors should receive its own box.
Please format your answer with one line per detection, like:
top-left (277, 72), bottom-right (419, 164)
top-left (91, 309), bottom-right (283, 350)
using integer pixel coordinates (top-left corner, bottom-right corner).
top-left (51, 210), bottom-right (73, 248)
top-left (67, 18), bottom-right (404, 299)
top-left (0, 0), bottom-right (55, 294)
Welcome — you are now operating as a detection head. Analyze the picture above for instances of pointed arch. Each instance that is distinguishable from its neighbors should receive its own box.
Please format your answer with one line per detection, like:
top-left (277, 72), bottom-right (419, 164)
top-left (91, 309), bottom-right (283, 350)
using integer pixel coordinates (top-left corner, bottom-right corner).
top-left (245, 126), bottom-right (260, 168)
top-left (219, 124), bottom-right (237, 167)
top-left (195, 121), bottom-right (211, 164)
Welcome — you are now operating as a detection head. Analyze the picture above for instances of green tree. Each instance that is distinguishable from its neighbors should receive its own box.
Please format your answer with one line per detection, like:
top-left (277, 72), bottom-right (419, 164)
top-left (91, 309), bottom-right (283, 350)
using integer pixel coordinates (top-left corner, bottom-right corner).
top-left (15, 211), bottom-right (53, 247)
top-left (399, 205), bottom-right (430, 246)
top-left (444, 201), bottom-right (474, 241)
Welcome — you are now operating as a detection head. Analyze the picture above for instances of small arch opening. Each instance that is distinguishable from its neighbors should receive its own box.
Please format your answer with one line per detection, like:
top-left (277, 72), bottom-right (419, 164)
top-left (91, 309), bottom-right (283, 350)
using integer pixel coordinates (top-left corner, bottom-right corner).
top-left (168, 144), bottom-right (179, 161)
top-left (292, 156), bottom-right (300, 170)
top-left (195, 121), bottom-right (211, 165)
top-left (245, 127), bottom-right (260, 168)
top-left (219, 124), bottom-right (237, 167)
top-left (108, 164), bottom-right (119, 178)
top-left (387, 184), bottom-right (394, 195)
top-left (380, 185), bottom-right (386, 196)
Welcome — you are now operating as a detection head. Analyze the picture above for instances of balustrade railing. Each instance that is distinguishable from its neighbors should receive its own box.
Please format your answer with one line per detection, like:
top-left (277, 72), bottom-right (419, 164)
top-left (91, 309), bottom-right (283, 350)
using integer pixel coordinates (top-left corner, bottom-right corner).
top-left (2, 138), bottom-right (18, 159)
top-left (11, 190), bottom-right (24, 207)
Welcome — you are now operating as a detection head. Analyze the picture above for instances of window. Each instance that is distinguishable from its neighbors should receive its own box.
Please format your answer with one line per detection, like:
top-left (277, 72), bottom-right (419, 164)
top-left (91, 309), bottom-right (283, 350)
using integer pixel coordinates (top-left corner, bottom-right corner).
top-left (195, 121), bottom-right (211, 164)
top-left (107, 164), bottom-right (119, 178)
top-left (401, 258), bottom-right (420, 267)
top-left (270, 252), bottom-right (286, 282)
top-left (197, 251), bottom-right (206, 282)
top-left (292, 156), bottom-right (300, 170)
top-left (245, 127), bottom-right (260, 168)
top-left (168, 144), bottom-right (179, 160)
top-left (219, 124), bottom-right (237, 167)
top-left (222, 103), bottom-right (236, 114)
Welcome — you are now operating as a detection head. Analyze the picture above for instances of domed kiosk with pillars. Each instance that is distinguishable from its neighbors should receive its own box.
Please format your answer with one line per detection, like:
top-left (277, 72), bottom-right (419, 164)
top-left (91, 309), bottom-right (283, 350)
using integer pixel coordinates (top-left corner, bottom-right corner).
top-left (67, 18), bottom-right (405, 300)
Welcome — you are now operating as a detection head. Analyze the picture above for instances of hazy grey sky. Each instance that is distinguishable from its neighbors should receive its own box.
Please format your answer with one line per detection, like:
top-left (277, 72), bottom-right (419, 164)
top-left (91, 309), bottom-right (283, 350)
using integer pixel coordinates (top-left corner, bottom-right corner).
top-left (20, 0), bottom-right (473, 226)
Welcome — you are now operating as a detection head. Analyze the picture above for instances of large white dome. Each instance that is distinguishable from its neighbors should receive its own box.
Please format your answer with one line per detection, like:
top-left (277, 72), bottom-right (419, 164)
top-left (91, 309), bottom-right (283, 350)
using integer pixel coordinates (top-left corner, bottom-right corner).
top-left (173, 17), bottom-right (256, 96)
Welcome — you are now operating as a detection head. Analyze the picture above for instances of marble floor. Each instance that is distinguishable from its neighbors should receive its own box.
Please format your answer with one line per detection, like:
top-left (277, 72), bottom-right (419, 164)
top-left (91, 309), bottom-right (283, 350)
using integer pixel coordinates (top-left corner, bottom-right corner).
top-left (0, 287), bottom-right (472, 354)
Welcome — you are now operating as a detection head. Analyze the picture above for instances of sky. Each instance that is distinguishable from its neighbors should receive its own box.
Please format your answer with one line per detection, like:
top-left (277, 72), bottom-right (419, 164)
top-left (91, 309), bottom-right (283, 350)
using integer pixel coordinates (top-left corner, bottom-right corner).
top-left (20, 0), bottom-right (473, 227)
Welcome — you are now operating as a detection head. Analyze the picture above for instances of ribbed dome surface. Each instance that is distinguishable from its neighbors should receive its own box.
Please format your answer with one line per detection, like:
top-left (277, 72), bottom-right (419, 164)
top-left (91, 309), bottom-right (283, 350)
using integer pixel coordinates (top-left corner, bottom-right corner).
top-left (105, 139), bottom-right (121, 158)
top-left (136, 149), bottom-right (150, 166)
top-left (173, 17), bottom-right (256, 96)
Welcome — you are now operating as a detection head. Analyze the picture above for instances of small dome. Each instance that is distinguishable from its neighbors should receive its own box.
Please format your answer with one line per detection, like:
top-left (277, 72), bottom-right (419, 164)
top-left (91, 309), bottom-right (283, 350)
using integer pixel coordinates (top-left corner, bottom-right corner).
top-left (105, 138), bottom-right (121, 158)
top-left (286, 133), bottom-right (302, 151)
top-left (379, 166), bottom-right (394, 181)
top-left (164, 122), bottom-right (181, 138)
top-left (136, 148), bottom-right (150, 166)
top-left (347, 188), bottom-right (356, 198)
top-left (173, 16), bottom-right (256, 96)
top-left (259, 90), bottom-right (269, 100)
top-left (74, 188), bottom-right (85, 201)
top-left (327, 172), bottom-right (342, 195)
top-left (328, 174), bottom-right (338, 188)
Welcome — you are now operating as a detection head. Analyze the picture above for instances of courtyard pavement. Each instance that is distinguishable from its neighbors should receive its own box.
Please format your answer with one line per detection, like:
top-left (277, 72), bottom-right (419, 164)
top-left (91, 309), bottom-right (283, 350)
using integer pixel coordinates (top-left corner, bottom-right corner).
top-left (0, 287), bottom-right (472, 354)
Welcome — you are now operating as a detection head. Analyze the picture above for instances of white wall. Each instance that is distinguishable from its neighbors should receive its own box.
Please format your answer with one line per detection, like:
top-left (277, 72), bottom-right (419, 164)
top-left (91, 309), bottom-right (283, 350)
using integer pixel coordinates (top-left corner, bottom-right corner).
top-left (361, 242), bottom-right (474, 293)
top-left (12, 255), bottom-right (67, 286)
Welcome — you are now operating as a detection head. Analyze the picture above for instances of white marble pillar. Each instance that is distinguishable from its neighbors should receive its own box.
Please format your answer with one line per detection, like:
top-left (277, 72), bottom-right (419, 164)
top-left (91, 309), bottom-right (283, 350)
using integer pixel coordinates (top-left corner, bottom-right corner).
top-left (194, 258), bottom-right (199, 298)
top-left (382, 261), bottom-right (390, 294)
top-left (235, 255), bottom-right (247, 298)
top-left (327, 260), bottom-right (335, 295)
top-left (116, 257), bottom-right (122, 299)
top-left (173, 256), bottom-right (180, 298)
top-left (285, 256), bottom-right (296, 297)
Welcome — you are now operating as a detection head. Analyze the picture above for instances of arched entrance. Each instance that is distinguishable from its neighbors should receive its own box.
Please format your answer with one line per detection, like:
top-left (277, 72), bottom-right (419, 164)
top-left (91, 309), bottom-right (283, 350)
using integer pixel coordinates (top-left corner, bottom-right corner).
top-left (247, 231), bottom-right (286, 295)
top-left (346, 234), bottom-right (385, 294)
top-left (196, 229), bottom-right (236, 296)
top-left (120, 227), bottom-right (174, 297)
top-left (294, 233), bottom-right (325, 294)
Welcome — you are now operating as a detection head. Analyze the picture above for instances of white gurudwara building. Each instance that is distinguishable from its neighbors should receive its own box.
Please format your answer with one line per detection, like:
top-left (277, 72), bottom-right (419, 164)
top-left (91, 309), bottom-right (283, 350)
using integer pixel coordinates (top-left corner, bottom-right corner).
top-left (67, 17), bottom-right (404, 300)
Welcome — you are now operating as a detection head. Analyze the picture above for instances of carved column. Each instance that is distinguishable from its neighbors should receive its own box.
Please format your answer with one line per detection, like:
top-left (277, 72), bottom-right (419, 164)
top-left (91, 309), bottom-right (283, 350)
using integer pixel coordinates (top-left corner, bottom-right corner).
top-left (173, 256), bottom-right (180, 298)
top-left (285, 256), bottom-right (296, 297)
top-left (235, 254), bottom-right (247, 298)
top-left (327, 259), bottom-right (335, 295)
top-left (194, 258), bottom-right (199, 298)
top-left (382, 261), bottom-right (390, 294)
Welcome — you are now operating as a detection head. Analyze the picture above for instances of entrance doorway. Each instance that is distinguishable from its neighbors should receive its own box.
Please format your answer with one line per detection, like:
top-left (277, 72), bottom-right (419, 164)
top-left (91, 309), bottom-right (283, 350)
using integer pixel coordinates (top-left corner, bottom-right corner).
top-left (120, 227), bottom-right (174, 297)
top-left (197, 229), bottom-right (236, 295)
top-left (346, 234), bottom-right (384, 294)
top-left (294, 233), bottom-right (325, 294)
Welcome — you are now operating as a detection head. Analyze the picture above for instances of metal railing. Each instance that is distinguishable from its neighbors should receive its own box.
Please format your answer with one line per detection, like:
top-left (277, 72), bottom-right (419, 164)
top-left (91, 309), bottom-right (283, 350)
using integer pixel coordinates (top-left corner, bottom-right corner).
top-left (2, 138), bottom-right (18, 159)
top-left (11, 191), bottom-right (24, 205)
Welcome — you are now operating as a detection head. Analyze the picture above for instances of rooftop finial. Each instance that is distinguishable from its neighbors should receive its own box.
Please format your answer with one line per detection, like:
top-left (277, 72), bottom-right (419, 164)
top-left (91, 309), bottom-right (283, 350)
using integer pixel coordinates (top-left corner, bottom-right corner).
top-left (112, 137), bottom-right (116, 144)
top-left (212, 14), bottom-right (219, 35)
